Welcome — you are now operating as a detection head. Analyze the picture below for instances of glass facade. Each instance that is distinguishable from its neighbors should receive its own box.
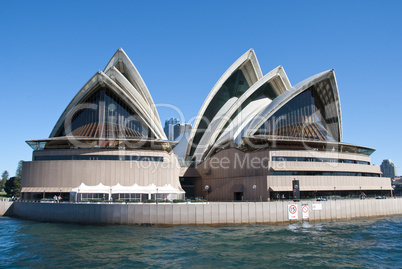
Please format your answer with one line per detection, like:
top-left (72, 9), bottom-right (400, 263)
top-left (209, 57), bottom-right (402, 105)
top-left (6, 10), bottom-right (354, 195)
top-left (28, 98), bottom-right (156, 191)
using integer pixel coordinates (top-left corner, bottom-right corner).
top-left (34, 155), bottom-right (163, 162)
top-left (256, 79), bottom-right (340, 142)
top-left (26, 141), bottom-right (47, 151)
top-left (190, 69), bottom-right (249, 156)
top-left (217, 81), bottom-right (278, 141)
top-left (272, 156), bottom-right (370, 165)
top-left (54, 87), bottom-right (149, 139)
top-left (81, 193), bottom-right (107, 200)
top-left (111, 193), bottom-right (145, 202)
top-left (164, 117), bottom-right (179, 140)
top-left (380, 159), bottom-right (398, 178)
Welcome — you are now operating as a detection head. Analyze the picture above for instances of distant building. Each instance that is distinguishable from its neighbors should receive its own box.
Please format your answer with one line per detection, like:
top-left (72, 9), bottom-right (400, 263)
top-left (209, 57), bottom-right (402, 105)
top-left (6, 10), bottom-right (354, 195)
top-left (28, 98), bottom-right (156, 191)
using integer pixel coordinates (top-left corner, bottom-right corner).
top-left (381, 159), bottom-right (398, 178)
top-left (164, 117), bottom-right (179, 140)
top-left (392, 177), bottom-right (402, 196)
top-left (173, 123), bottom-right (192, 140)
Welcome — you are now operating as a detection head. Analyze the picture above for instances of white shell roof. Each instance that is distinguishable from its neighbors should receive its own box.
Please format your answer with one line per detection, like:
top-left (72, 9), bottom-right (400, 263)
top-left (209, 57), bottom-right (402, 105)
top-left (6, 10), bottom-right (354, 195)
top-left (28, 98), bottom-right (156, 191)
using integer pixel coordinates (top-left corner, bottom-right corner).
top-left (237, 69), bottom-right (342, 144)
top-left (186, 50), bottom-right (342, 163)
top-left (194, 66), bottom-right (291, 162)
top-left (50, 49), bottom-right (166, 140)
top-left (185, 49), bottom-right (263, 159)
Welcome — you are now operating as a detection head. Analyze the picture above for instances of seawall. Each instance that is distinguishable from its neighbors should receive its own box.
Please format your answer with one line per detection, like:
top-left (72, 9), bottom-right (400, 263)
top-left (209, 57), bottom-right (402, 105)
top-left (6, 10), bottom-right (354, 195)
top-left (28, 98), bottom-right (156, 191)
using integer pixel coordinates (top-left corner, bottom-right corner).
top-left (4, 198), bottom-right (402, 225)
top-left (0, 201), bottom-right (13, 216)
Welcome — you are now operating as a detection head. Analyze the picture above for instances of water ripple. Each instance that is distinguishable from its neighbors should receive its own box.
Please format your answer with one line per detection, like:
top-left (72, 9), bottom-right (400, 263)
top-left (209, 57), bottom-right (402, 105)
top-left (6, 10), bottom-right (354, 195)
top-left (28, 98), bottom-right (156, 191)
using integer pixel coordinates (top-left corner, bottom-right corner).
top-left (0, 216), bottom-right (401, 268)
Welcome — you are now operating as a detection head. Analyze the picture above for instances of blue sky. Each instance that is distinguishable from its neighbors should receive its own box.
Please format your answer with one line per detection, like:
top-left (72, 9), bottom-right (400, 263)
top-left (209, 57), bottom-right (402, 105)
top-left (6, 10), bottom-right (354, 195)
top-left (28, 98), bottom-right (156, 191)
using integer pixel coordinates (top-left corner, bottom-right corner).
top-left (1, 0), bottom-right (401, 176)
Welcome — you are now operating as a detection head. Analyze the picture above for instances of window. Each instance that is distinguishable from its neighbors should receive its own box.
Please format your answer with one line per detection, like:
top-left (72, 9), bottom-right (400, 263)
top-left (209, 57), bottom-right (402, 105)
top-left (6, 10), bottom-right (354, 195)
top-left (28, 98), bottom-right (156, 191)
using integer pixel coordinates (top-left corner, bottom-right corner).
top-left (272, 156), bottom-right (369, 165)
top-left (190, 69), bottom-right (249, 156)
top-left (270, 171), bottom-right (379, 177)
top-left (256, 79), bottom-right (340, 142)
top-left (35, 155), bottom-right (163, 162)
top-left (55, 87), bottom-right (150, 139)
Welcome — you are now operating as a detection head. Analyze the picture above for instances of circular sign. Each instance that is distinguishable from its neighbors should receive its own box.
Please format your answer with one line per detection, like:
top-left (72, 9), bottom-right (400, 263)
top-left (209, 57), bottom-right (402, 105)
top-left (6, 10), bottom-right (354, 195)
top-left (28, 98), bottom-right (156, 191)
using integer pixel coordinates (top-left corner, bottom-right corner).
top-left (302, 206), bottom-right (308, 213)
top-left (289, 205), bottom-right (297, 214)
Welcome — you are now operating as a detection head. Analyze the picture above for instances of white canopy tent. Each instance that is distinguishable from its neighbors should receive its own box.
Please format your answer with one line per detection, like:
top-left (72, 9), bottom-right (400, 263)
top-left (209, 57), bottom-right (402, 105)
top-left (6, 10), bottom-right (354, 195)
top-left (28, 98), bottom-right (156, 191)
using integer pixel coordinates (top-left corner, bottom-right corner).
top-left (111, 183), bottom-right (149, 194)
top-left (71, 183), bottom-right (111, 194)
top-left (70, 182), bottom-right (185, 202)
top-left (158, 184), bottom-right (186, 194)
top-left (70, 183), bottom-right (111, 202)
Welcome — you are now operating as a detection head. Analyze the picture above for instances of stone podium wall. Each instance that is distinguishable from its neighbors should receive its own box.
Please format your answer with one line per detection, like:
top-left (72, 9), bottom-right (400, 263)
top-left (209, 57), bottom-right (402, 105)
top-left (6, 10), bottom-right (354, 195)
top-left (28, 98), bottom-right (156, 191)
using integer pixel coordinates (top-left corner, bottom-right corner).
top-left (6, 198), bottom-right (402, 225)
top-left (0, 201), bottom-right (13, 216)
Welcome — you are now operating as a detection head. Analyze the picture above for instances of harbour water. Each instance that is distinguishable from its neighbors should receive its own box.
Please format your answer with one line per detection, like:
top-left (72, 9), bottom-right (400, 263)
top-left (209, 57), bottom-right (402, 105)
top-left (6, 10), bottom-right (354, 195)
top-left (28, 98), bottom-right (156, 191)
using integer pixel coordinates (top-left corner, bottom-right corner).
top-left (1, 216), bottom-right (401, 268)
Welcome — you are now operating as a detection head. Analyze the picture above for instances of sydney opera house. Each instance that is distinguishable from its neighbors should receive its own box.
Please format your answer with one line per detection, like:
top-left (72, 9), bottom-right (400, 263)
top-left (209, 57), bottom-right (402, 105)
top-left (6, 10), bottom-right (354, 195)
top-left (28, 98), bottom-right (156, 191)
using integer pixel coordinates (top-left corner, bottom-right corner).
top-left (21, 49), bottom-right (392, 202)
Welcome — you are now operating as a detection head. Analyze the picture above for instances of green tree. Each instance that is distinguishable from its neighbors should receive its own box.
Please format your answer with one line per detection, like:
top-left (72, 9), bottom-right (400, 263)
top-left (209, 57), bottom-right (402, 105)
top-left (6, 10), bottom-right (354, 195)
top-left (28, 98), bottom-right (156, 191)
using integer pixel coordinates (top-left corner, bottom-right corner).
top-left (1, 170), bottom-right (9, 190)
top-left (4, 177), bottom-right (21, 197)
top-left (3, 161), bottom-right (24, 197)
top-left (15, 160), bottom-right (23, 179)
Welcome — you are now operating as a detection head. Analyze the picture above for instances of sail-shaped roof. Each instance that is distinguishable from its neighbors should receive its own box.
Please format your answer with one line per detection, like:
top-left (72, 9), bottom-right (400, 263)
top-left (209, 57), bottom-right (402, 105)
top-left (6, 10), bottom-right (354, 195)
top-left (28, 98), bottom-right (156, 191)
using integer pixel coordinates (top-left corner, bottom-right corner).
top-left (43, 48), bottom-right (342, 160)
top-left (194, 66), bottom-right (291, 162)
top-left (185, 50), bottom-right (342, 164)
top-left (186, 49), bottom-right (263, 160)
top-left (49, 49), bottom-right (166, 141)
top-left (240, 69), bottom-right (342, 144)
top-left (103, 48), bottom-right (162, 129)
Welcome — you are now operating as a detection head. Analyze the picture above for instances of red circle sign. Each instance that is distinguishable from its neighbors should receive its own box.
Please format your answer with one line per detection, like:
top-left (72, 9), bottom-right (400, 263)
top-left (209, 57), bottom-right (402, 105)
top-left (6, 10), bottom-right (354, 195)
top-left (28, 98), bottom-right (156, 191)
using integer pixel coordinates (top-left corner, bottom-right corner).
top-left (289, 205), bottom-right (297, 214)
top-left (302, 206), bottom-right (308, 213)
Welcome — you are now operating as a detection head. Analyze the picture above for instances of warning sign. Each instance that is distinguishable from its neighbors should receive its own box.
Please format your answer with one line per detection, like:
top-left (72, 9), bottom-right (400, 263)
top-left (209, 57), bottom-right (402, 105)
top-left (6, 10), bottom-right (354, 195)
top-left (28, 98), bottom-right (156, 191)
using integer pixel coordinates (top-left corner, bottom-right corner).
top-left (302, 204), bottom-right (309, 219)
top-left (288, 204), bottom-right (298, 220)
